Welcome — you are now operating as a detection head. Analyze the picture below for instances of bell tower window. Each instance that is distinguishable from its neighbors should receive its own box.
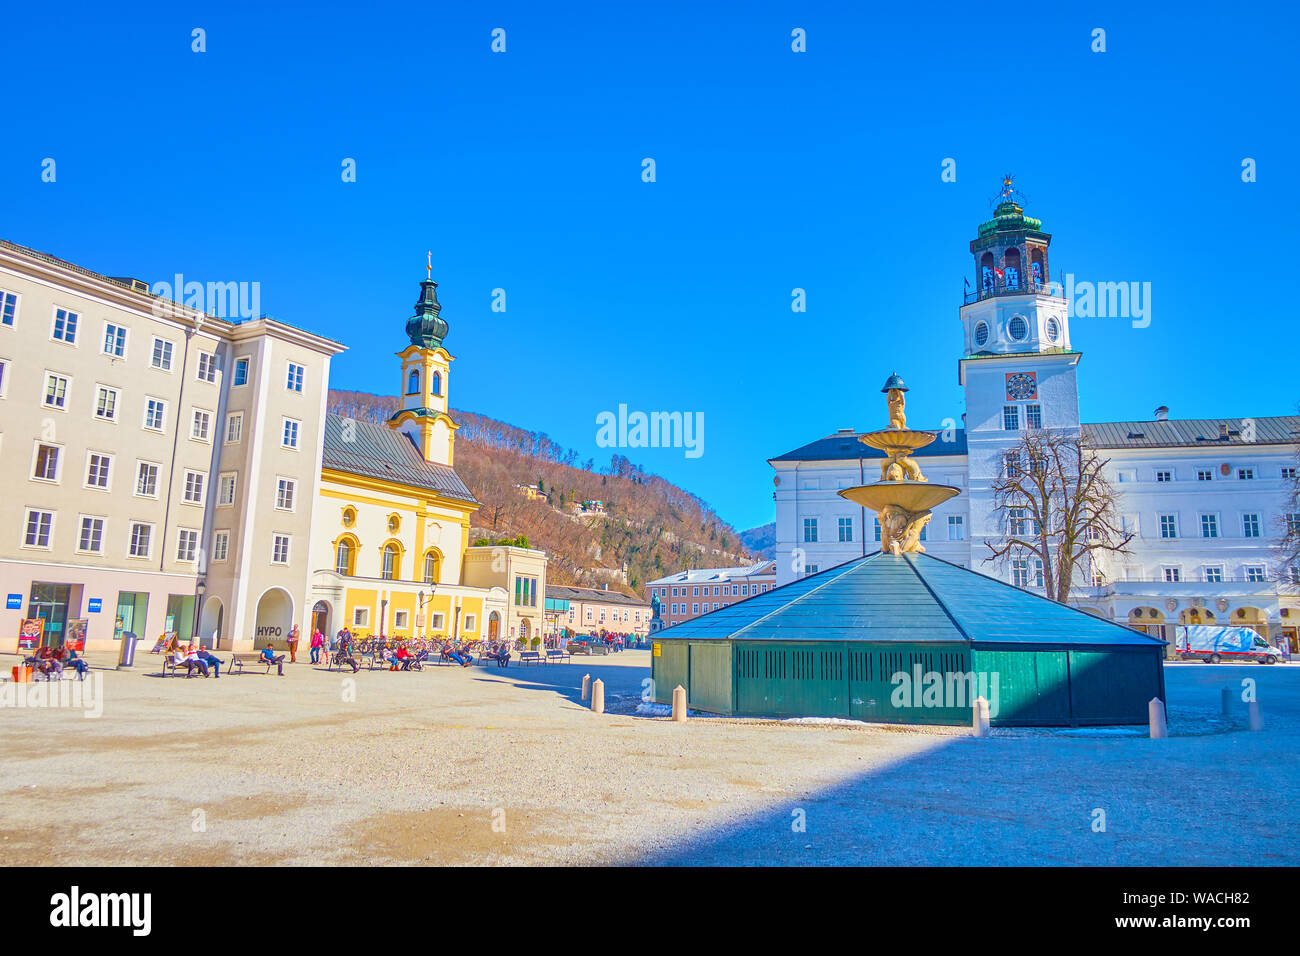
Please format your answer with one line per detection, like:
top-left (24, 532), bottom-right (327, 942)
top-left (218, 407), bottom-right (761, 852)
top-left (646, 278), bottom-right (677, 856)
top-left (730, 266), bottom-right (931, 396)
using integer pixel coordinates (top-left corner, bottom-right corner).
top-left (406, 368), bottom-right (420, 396)
top-left (1003, 248), bottom-right (1021, 290)
top-left (980, 252), bottom-right (996, 293)
top-left (1031, 248), bottom-right (1046, 288)
top-left (431, 371), bottom-right (442, 397)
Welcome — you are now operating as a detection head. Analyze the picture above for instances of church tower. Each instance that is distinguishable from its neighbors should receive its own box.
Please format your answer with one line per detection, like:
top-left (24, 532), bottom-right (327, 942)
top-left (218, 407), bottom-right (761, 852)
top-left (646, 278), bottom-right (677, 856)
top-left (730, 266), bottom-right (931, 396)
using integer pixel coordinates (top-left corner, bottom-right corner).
top-left (960, 180), bottom-right (1083, 580)
top-left (388, 273), bottom-right (459, 466)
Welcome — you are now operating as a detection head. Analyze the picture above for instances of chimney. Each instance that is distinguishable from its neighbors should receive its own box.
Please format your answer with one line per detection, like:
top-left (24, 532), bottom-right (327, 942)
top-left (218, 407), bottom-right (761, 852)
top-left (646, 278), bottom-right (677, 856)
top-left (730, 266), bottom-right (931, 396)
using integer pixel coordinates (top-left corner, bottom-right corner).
top-left (1154, 406), bottom-right (1169, 422)
top-left (1219, 423), bottom-right (1230, 439)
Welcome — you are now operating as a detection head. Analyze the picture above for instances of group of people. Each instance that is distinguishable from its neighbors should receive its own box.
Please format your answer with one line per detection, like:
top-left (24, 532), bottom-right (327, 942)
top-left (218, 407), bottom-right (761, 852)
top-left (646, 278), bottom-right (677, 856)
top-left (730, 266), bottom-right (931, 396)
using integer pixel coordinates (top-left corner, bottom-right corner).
top-left (24, 643), bottom-right (89, 680)
top-left (163, 635), bottom-right (224, 677)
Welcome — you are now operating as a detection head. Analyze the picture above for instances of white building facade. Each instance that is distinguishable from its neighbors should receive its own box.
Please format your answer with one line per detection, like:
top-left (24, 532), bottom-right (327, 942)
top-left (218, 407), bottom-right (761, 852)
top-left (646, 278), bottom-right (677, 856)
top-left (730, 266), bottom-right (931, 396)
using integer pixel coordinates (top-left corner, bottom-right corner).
top-left (771, 201), bottom-right (1300, 652)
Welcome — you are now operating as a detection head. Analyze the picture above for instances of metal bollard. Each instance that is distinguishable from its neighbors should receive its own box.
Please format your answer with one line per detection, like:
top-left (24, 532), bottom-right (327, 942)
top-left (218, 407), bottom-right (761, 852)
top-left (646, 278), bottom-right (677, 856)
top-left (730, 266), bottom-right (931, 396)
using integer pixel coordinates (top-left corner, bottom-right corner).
top-left (591, 678), bottom-right (604, 714)
top-left (581, 673), bottom-right (591, 702)
top-left (1248, 700), bottom-right (1263, 731)
top-left (672, 685), bottom-right (688, 722)
top-left (971, 696), bottom-right (990, 737)
top-left (1148, 697), bottom-right (1168, 739)
top-left (1221, 687), bottom-right (1234, 715)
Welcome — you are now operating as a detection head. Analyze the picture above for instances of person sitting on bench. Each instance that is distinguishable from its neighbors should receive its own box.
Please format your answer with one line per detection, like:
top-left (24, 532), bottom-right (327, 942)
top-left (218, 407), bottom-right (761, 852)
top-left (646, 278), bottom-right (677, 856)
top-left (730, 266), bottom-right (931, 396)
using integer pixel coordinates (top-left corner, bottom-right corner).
top-left (336, 633), bottom-right (360, 673)
top-left (197, 646), bottom-right (223, 678)
top-left (260, 643), bottom-right (286, 676)
top-left (36, 645), bottom-right (64, 680)
top-left (393, 646), bottom-right (413, 670)
top-left (487, 642), bottom-right (511, 667)
top-left (183, 643), bottom-right (210, 678)
top-left (443, 643), bottom-right (472, 667)
top-left (62, 647), bottom-right (89, 679)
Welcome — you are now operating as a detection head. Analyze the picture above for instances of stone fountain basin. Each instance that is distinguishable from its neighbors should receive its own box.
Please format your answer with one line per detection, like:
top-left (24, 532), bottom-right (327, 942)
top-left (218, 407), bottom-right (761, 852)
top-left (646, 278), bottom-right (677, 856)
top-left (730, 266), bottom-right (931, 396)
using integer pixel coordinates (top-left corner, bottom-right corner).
top-left (838, 482), bottom-right (961, 513)
top-left (859, 429), bottom-right (938, 453)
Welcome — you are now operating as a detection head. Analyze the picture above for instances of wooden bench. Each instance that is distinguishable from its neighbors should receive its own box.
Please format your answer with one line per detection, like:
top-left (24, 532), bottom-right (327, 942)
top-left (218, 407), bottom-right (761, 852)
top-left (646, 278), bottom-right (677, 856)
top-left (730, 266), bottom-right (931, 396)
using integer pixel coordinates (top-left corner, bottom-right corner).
top-left (545, 648), bottom-right (571, 664)
top-left (517, 651), bottom-right (543, 665)
top-left (162, 653), bottom-right (202, 678)
top-left (230, 653), bottom-right (277, 675)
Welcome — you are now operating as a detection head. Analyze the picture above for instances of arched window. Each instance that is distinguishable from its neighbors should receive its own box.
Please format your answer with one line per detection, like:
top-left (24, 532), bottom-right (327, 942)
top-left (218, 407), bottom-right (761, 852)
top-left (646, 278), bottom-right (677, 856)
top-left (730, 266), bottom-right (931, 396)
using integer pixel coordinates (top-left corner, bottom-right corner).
top-left (336, 540), bottom-right (353, 576)
top-left (423, 550), bottom-right (440, 584)
top-left (381, 544), bottom-right (398, 580)
top-left (1003, 248), bottom-right (1021, 289)
top-left (1030, 248), bottom-right (1046, 289)
top-left (431, 371), bottom-right (442, 397)
top-left (406, 368), bottom-right (420, 395)
top-left (979, 252), bottom-right (996, 292)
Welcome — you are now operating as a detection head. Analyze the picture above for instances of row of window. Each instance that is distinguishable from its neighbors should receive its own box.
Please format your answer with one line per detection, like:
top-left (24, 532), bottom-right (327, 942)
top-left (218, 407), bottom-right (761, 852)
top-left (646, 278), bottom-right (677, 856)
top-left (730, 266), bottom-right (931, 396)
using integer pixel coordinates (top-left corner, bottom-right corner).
top-left (1003, 404), bottom-right (1043, 431)
top-left (801, 515), bottom-right (967, 544)
top-left (1118, 466), bottom-right (1295, 483)
top-left (19, 508), bottom-right (292, 565)
top-left (349, 606), bottom-right (476, 634)
top-left (0, 293), bottom-right (310, 393)
top-left (334, 540), bottom-right (442, 584)
top-left (567, 607), bottom-right (643, 624)
top-left (652, 581), bottom-right (773, 599)
top-left (1150, 510), bottom-right (1285, 540)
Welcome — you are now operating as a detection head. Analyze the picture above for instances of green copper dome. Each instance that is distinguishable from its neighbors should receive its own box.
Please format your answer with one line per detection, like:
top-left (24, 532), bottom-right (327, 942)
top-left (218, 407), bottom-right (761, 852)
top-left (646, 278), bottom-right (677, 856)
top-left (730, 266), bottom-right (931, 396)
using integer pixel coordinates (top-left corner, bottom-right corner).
top-left (405, 279), bottom-right (449, 349)
top-left (881, 372), bottom-right (908, 393)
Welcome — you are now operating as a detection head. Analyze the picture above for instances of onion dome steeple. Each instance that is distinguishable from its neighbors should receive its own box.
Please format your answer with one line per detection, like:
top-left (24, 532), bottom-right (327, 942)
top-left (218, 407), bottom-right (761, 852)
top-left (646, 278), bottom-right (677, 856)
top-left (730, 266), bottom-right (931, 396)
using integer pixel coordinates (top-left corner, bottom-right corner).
top-left (405, 278), bottom-right (449, 350)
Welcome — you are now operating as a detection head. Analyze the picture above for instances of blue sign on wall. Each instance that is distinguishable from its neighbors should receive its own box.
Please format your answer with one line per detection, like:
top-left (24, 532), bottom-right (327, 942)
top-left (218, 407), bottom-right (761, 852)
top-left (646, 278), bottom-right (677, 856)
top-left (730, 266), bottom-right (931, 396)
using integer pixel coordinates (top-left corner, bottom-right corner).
top-left (6, 594), bottom-right (21, 610)
top-left (88, 598), bottom-right (103, 613)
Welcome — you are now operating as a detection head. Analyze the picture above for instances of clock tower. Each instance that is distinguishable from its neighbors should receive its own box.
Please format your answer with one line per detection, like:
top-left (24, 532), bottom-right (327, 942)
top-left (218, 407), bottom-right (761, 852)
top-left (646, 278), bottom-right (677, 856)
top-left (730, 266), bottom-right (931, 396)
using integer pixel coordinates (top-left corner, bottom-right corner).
top-left (959, 181), bottom-right (1082, 578)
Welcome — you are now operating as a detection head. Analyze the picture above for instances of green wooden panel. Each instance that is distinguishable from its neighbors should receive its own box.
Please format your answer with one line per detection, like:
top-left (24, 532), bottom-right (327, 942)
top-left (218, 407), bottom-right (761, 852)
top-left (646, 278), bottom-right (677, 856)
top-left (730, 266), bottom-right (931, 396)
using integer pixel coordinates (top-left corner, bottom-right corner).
top-left (735, 642), bottom-right (849, 718)
top-left (1068, 648), bottom-right (1162, 725)
top-left (687, 642), bottom-right (732, 714)
top-left (971, 649), bottom-right (1072, 725)
top-left (849, 643), bottom-right (972, 725)
top-left (652, 640), bottom-right (688, 705)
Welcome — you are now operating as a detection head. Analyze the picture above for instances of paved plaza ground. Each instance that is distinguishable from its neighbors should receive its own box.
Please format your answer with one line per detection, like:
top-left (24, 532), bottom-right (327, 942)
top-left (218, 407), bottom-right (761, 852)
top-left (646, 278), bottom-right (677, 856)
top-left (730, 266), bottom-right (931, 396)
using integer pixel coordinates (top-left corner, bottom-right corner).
top-left (0, 650), bottom-right (1295, 865)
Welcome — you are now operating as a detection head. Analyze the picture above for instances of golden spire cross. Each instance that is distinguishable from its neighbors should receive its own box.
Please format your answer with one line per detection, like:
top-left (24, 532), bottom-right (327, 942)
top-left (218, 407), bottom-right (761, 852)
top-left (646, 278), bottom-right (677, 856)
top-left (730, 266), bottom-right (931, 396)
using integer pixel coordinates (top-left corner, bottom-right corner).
top-left (426, 251), bottom-right (432, 280)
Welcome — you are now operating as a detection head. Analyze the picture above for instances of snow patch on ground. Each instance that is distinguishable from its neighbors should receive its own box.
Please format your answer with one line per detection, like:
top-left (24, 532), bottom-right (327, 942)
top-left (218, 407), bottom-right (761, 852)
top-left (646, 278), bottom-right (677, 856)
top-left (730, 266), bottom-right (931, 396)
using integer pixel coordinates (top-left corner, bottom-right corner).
top-left (782, 717), bottom-right (872, 727)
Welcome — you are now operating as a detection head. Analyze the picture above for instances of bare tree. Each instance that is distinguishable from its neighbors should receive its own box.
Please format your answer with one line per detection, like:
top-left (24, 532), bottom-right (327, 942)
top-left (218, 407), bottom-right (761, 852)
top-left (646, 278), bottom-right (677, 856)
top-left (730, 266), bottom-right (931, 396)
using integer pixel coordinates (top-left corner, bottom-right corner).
top-left (984, 430), bottom-right (1134, 603)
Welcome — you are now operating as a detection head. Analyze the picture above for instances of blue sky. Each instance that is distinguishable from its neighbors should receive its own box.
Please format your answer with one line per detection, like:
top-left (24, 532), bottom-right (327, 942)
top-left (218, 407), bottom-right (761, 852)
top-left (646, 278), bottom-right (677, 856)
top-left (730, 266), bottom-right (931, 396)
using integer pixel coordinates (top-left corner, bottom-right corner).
top-left (4, 0), bottom-right (1296, 531)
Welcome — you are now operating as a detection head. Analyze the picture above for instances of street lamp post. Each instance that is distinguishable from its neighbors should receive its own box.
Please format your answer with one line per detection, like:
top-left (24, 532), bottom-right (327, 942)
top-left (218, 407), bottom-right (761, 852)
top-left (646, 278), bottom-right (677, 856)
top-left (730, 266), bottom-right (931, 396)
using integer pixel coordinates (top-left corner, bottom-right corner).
top-left (192, 578), bottom-right (206, 647)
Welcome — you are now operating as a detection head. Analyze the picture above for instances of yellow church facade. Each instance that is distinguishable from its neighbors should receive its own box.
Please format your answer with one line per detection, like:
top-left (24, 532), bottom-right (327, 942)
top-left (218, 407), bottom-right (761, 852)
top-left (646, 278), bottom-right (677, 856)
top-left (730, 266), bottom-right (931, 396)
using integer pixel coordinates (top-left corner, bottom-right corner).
top-left (303, 275), bottom-right (540, 646)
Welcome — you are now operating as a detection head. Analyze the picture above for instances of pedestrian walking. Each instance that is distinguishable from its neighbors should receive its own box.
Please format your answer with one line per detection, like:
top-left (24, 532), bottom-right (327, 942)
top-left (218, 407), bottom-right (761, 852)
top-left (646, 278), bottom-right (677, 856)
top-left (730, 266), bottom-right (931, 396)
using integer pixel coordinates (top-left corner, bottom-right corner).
top-left (287, 624), bottom-right (300, 663)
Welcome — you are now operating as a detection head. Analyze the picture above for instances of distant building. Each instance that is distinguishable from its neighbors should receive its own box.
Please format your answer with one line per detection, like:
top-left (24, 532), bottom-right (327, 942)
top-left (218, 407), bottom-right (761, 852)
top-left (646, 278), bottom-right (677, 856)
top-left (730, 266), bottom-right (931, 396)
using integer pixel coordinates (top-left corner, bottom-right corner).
top-left (645, 560), bottom-right (777, 628)
top-left (546, 583), bottom-right (651, 637)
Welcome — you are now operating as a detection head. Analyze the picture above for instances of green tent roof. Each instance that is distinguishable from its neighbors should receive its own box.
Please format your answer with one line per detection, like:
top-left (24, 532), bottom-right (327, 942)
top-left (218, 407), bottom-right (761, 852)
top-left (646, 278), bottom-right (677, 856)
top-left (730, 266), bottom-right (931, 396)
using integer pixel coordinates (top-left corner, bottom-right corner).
top-left (659, 551), bottom-right (1164, 648)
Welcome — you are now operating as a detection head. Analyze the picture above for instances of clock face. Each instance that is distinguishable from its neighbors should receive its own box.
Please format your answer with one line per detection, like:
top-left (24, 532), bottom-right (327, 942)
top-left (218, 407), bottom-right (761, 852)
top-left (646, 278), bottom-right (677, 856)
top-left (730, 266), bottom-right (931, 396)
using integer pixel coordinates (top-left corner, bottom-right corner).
top-left (1006, 372), bottom-right (1037, 400)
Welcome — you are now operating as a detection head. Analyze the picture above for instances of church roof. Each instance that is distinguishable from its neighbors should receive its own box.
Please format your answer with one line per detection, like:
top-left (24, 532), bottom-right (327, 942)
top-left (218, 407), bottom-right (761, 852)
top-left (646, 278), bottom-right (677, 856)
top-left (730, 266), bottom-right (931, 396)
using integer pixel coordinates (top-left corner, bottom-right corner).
top-left (1082, 416), bottom-right (1300, 449)
top-left (657, 551), bottom-right (1164, 648)
top-left (769, 430), bottom-right (968, 463)
top-left (321, 414), bottom-right (478, 505)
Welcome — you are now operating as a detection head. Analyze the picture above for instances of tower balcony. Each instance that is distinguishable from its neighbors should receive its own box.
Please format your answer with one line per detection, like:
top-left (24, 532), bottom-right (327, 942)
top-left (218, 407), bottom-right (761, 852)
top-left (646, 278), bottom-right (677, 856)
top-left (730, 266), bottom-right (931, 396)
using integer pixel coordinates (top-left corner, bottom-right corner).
top-left (962, 275), bottom-right (1064, 305)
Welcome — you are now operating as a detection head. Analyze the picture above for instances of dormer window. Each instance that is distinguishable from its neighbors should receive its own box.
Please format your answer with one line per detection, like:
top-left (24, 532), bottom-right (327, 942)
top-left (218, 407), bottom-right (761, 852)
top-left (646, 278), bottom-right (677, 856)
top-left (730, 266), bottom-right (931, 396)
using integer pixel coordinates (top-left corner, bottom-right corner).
top-left (406, 368), bottom-right (420, 395)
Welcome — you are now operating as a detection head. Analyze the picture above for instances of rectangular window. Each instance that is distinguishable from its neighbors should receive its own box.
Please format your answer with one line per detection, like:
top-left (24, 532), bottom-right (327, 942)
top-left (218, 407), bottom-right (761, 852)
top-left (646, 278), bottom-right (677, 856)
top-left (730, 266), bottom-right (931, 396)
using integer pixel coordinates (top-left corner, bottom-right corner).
top-left (136, 461), bottom-right (159, 497)
top-left (212, 530), bottom-right (230, 562)
top-left (464, 614), bottom-right (477, 632)
top-left (286, 362), bottom-right (305, 392)
top-left (144, 397), bottom-right (166, 431)
top-left (394, 610), bottom-right (409, 630)
top-left (191, 409), bottom-right (211, 441)
top-left (218, 473), bottom-right (236, 506)
top-left (24, 509), bottom-right (54, 548)
top-left (0, 358), bottom-right (6, 396)
top-left (276, 478), bottom-right (296, 511)
top-left (128, 522), bottom-right (153, 558)
top-left (182, 470), bottom-right (205, 505)
top-left (803, 517), bottom-right (818, 543)
top-left (95, 385), bottom-right (118, 421)
top-left (44, 373), bottom-right (69, 409)
top-left (1203, 566), bottom-right (1223, 583)
top-left (948, 515), bottom-right (964, 541)
top-left (1243, 513), bottom-right (1261, 538)
top-left (33, 444), bottom-right (60, 481)
top-left (1003, 405), bottom-right (1020, 431)
top-left (151, 337), bottom-right (174, 370)
top-left (1158, 514), bottom-right (1178, 539)
top-left (1009, 508), bottom-right (1028, 537)
top-left (1245, 565), bottom-right (1266, 583)
top-left (103, 323), bottom-right (127, 358)
top-left (692, 603), bottom-right (699, 615)
top-left (1287, 513), bottom-right (1300, 536)
top-left (78, 516), bottom-right (105, 553)
top-left (1284, 467), bottom-right (1299, 481)
top-left (1004, 451), bottom-right (1022, 477)
top-left (0, 290), bottom-right (17, 326)
top-left (353, 607), bottom-right (370, 628)
top-left (1155, 469), bottom-right (1172, 483)
top-left (1163, 567), bottom-right (1181, 583)
top-left (282, 418), bottom-right (300, 448)
top-left (1237, 468), bottom-right (1254, 480)
top-left (874, 517), bottom-right (881, 541)
top-left (430, 613), bottom-right (445, 631)
top-left (1197, 469), bottom-right (1213, 481)
top-left (225, 412), bottom-right (243, 444)
top-left (272, 534), bottom-right (290, 564)
top-left (838, 517), bottom-right (853, 542)
top-left (176, 529), bottom-right (199, 562)
top-left (1200, 514), bottom-right (1219, 538)
top-left (196, 351), bottom-right (217, 383)
top-left (1025, 404), bottom-right (1042, 430)
top-left (233, 356), bottom-right (250, 386)
top-left (52, 308), bottom-right (78, 343)
top-left (1012, 559), bottom-right (1029, 587)
top-left (86, 453), bottom-right (112, 489)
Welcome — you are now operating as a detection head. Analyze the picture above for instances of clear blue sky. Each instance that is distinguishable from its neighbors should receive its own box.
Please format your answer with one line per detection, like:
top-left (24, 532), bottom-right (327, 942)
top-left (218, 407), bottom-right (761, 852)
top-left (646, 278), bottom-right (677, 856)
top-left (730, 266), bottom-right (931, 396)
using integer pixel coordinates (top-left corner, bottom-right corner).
top-left (4, 0), bottom-right (1296, 531)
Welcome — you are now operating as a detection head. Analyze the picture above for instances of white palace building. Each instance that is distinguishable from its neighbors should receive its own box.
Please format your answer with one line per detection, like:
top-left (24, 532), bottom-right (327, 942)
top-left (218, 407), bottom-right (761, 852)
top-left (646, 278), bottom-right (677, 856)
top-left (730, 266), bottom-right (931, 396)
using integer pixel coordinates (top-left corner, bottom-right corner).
top-left (770, 195), bottom-right (1300, 653)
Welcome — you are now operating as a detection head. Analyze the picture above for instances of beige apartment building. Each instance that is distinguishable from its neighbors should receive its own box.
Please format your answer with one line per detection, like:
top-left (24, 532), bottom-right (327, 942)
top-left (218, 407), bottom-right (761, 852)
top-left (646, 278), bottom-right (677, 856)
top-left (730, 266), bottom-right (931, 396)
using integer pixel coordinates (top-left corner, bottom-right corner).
top-left (546, 584), bottom-right (652, 638)
top-left (462, 545), bottom-right (548, 643)
top-left (0, 239), bottom-right (344, 653)
top-left (645, 560), bottom-right (778, 629)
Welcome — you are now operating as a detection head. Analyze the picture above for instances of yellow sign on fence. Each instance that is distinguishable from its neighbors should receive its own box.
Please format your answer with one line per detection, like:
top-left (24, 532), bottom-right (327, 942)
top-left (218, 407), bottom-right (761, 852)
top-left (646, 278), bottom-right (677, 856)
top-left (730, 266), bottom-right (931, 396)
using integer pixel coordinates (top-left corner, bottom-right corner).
top-left (652, 642), bottom-right (661, 657)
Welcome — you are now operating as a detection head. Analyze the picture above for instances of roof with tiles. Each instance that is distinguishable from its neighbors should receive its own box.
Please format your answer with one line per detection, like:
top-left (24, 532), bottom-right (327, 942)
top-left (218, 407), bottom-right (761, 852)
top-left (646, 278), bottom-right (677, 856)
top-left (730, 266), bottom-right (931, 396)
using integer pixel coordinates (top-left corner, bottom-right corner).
top-left (321, 414), bottom-right (477, 505)
top-left (545, 585), bottom-right (648, 607)
top-left (646, 561), bottom-right (776, 587)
